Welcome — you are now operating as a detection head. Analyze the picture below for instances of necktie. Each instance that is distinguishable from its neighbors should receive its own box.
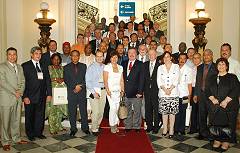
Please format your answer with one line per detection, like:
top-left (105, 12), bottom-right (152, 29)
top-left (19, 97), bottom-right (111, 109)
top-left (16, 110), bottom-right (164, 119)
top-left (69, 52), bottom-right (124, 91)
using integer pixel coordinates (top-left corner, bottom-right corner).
top-left (13, 65), bottom-right (17, 74)
top-left (131, 43), bottom-right (135, 48)
top-left (141, 56), bottom-right (144, 62)
top-left (36, 63), bottom-right (41, 72)
top-left (146, 27), bottom-right (149, 33)
top-left (150, 62), bottom-right (154, 76)
top-left (201, 64), bottom-right (209, 90)
top-left (96, 40), bottom-right (100, 49)
top-left (74, 64), bottom-right (78, 74)
top-left (129, 61), bottom-right (133, 71)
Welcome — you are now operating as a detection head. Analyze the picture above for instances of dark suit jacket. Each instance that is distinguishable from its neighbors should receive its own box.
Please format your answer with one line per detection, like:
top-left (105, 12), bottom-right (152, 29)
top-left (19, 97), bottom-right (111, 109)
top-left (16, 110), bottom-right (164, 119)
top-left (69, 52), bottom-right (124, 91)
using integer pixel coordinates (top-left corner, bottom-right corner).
top-left (140, 20), bottom-right (153, 29)
top-left (64, 62), bottom-right (87, 103)
top-left (40, 51), bottom-right (61, 68)
top-left (156, 30), bottom-right (164, 39)
top-left (89, 39), bottom-right (102, 55)
top-left (194, 62), bottom-right (218, 96)
top-left (172, 52), bottom-right (180, 63)
top-left (22, 60), bottom-right (52, 103)
top-left (123, 60), bottom-right (144, 98)
top-left (127, 22), bottom-right (138, 31)
top-left (143, 61), bottom-right (160, 97)
top-left (128, 41), bottom-right (140, 52)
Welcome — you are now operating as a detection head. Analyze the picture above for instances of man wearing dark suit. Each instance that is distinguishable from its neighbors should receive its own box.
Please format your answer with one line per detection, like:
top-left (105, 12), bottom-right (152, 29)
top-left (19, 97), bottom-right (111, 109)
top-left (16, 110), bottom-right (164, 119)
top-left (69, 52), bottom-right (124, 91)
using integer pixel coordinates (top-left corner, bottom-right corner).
top-left (172, 42), bottom-right (187, 63)
top-left (22, 46), bottom-right (52, 141)
top-left (127, 16), bottom-right (138, 31)
top-left (64, 50), bottom-right (90, 136)
top-left (128, 33), bottom-right (140, 51)
top-left (123, 48), bottom-right (144, 132)
top-left (143, 49), bottom-right (161, 134)
top-left (193, 49), bottom-right (217, 139)
top-left (89, 28), bottom-right (102, 55)
top-left (40, 40), bottom-right (61, 67)
top-left (140, 13), bottom-right (153, 29)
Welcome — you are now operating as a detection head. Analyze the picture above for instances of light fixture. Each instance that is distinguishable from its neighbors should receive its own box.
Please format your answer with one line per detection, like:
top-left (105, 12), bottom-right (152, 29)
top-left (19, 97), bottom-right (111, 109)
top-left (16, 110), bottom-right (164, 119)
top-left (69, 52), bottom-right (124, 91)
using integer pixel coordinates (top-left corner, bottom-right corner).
top-left (189, 1), bottom-right (211, 54)
top-left (34, 2), bottom-right (56, 52)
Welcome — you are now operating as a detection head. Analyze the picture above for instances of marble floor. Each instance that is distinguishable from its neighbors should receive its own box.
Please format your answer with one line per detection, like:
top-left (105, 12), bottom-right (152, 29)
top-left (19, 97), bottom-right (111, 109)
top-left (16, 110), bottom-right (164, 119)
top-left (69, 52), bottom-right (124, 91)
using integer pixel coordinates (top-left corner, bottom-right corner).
top-left (1, 123), bottom-right (240, 153)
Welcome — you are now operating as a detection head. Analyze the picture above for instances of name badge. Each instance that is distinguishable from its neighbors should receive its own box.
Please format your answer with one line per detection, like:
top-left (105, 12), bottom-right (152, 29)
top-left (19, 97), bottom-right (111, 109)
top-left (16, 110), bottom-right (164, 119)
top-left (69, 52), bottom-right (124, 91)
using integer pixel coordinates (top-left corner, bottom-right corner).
top-left (37, 72), bottom-right (44, 80)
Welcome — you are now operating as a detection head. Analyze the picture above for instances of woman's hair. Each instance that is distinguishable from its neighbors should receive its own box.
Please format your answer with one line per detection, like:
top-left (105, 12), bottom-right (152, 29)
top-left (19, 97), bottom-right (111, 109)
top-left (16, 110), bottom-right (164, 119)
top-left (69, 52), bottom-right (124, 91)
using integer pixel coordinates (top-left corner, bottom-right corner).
top-left (110, 51), bottom-right (119, 59)
top-left (216, 57), bottom-right (229, 72)
top-left (51, 53), bottom-right (62, 65)
top-left (160, 51), bottom-right (174, 64)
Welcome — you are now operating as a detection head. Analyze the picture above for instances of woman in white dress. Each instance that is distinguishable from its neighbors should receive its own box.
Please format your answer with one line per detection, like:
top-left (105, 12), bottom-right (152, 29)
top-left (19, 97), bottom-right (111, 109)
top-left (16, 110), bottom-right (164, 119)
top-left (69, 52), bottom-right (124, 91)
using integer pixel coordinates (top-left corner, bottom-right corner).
top-left (157, 51), bottom-right (180, 138)
top-left (103, 52), bottom-right (124, 133)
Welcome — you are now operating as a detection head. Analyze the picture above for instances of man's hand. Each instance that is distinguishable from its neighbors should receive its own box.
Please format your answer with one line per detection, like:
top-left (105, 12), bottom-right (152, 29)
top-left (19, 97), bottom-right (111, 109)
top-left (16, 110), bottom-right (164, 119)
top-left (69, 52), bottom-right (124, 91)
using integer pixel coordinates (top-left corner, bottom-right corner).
top-left (74, 85), bottom-right (82, 93)
top-left (23, 97), bottom-right (30, 105)
top-left (15, 90), bottom-right (21, 99)
top-left (220, 100), bottom-right (228, 108)
top-left (193, 96), bottom-right (198, 103)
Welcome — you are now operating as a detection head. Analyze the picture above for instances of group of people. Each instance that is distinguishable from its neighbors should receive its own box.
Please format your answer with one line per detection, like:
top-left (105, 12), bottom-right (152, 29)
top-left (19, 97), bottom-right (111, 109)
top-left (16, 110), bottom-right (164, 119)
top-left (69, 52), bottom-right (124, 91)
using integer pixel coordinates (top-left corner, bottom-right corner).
top-left (0, 13), bottom-right (240, 152)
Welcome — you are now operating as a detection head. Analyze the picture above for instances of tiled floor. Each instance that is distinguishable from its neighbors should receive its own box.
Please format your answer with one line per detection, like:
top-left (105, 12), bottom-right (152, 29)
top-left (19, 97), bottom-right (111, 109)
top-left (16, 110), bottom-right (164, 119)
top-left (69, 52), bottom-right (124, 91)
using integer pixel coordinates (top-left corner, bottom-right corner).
top-left (1, 124), bottom-right (240, 153)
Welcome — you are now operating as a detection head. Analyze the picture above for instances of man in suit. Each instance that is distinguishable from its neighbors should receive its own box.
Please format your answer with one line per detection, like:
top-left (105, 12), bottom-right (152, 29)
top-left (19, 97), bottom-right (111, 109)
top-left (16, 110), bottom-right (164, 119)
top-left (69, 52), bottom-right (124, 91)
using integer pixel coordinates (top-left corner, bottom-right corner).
top-left (172, 42), bottom-right (187, 63)
top-left (140, 13), bottom-right (153, 29)
top-left (123, 48), bottom-right (144, 132)
top-left (89, 28), bottom-right (102, 54)
top-left (137, 44), bottom-right (149, 63)
top-left (143, 49), bottom-right (161, 134)
top-left (193, 49), bottom-right (217, 140)
top-left (22, 46), bottom-right (52, 141)
top-left (64, 50), bottom-right (90, 136)
top-left (0, 47), bottom-right (27, 151)
top-left (40, 40), bottom-right (61, 67)
top-left (129, 33), bottom-right (140, 51)
top-left (127, 16), bottom-right (138, 31)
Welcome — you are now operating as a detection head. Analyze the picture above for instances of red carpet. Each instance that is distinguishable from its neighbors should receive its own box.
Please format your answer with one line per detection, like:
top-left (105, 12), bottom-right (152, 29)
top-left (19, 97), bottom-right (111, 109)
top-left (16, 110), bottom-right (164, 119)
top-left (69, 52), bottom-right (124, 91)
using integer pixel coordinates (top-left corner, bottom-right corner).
top-left (96, 119), bottom-right (154, 153)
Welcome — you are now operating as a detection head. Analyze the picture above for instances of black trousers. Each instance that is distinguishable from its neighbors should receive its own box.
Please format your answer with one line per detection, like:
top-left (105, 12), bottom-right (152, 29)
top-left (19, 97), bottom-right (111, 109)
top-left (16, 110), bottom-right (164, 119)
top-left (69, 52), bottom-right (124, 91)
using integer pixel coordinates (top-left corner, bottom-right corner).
top-left (174, 98), bottom-right (188, 133)
top-left (68, 98), bottom-right (89, 132)
top-left (145, 92), bottom-right (161, 131)
top-left (24, 101), bottom-right (45, 138)
top-left (190, 101), bottom-right (199, 133)
top-left (198, 91), bottom-right (209, 137)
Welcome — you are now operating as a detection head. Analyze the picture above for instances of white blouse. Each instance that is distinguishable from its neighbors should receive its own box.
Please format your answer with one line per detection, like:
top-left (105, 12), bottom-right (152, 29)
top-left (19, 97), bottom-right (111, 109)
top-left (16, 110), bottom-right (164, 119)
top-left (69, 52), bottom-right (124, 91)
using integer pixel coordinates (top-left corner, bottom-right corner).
top-left (104, 63), bottom-right (123, 92)
top-left (157, 63), bottom-right (180, 97)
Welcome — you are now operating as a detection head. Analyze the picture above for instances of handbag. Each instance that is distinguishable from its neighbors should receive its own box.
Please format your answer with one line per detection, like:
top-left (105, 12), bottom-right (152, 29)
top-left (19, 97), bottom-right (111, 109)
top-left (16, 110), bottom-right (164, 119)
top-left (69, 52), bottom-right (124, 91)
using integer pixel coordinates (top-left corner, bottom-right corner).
top-left (209, 105), bottom-right (232, 140)
top-left (118, 96), bottom-right (128, 119)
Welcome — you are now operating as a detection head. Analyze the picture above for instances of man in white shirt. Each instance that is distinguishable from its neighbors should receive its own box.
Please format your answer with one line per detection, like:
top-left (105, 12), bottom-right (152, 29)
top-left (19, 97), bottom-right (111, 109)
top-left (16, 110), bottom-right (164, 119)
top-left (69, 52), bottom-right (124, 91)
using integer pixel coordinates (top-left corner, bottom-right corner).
top-left (124, 22), bottom-right (137, 38)
top-left (174, 53), bottom-right (192, 139)
top-left (220, 43), bottom-right (240, 81)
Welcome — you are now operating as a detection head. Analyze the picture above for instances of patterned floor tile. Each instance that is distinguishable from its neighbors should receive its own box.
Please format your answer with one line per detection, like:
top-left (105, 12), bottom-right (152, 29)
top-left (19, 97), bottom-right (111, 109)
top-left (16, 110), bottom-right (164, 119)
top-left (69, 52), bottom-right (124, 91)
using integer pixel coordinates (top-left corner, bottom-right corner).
top-left (54, 148), bottom-right (85, 153)
top-left (43, 142), bottom-right (70, 152)
top-left (201, 142), bottom-right (214, 151)
top-left (170, 142), bottom-right (198, 153)
top-left (171, 135), bottom-right (192, 142)
top-left (12, 142), bottom-right (40, 152)
top-left (74, 142), bottom-right (96, 152)
top-left (63, 138), bottom-right (89, 147)
top-left (152, 143), bottom-right (167, 152)
top-left (34, 137), bottom-right (60, 147)
top-left (0, 147), bottom-right (20, 153)
top-left (20, 147), bottom-right (51, 153)
top-left (154, 138), bottom-right (179, 148)
top-left (158, 148), bottom-right (183, 153)
top-left (232, 143), bottom-right (240, 149)
top-left (148, 134), bottom-right (162, 142)
top-left (190, 148), bottom-right (217, 153)
top-left (226, 147), bottom-right (240, 153)
top-left (53, 134), bottom-right (76, 141)
top-left (182, 137), bottom-right (209, 147)
top-left (80, 135), bottom-right (97, 142)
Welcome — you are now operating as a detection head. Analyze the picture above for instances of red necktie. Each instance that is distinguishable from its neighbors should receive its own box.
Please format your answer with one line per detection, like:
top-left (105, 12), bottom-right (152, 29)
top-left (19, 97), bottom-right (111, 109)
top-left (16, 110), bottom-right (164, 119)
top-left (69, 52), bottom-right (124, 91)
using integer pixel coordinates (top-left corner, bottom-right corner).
top-left (129, 61), bottom-right (133, 71)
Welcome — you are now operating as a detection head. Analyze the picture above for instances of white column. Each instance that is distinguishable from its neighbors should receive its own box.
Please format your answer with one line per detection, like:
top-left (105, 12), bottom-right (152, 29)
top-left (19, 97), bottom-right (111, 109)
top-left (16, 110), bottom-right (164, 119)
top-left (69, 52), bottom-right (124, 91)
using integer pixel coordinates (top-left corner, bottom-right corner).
top-left (222, 0), bottom-right (240, 60)
top-left (169, 0), bottom-right (186, 53)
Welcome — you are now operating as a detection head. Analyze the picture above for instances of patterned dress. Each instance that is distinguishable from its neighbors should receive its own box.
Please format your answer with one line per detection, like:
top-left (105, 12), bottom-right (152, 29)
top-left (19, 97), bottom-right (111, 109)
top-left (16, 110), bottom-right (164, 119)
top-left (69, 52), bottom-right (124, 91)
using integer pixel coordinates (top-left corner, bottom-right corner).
top-left (46, 66), bottom-right (68, 133)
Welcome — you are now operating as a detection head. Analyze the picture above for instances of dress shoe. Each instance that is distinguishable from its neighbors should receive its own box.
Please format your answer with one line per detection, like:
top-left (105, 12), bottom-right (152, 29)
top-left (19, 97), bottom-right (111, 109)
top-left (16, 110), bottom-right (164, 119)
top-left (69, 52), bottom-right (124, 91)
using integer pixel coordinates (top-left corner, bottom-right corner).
top-left (37, 135), bottom-right (47, 139)
top-left (70, 131), bottom-right (77, 136)
top-left (83, 130), bottom-right (90, 135)
top-left (17, 140), bottom-right (28, 144)
top-left (145, 128), bottom-right (152, 133)
top-left (3, 145), bottom-right (10, 151)
top-left (28, 136), bottom-right (35, 141)
top-left (135, 129), bottom-right (141, 133)
top-left (169, 135), bottom-right (174, 139)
